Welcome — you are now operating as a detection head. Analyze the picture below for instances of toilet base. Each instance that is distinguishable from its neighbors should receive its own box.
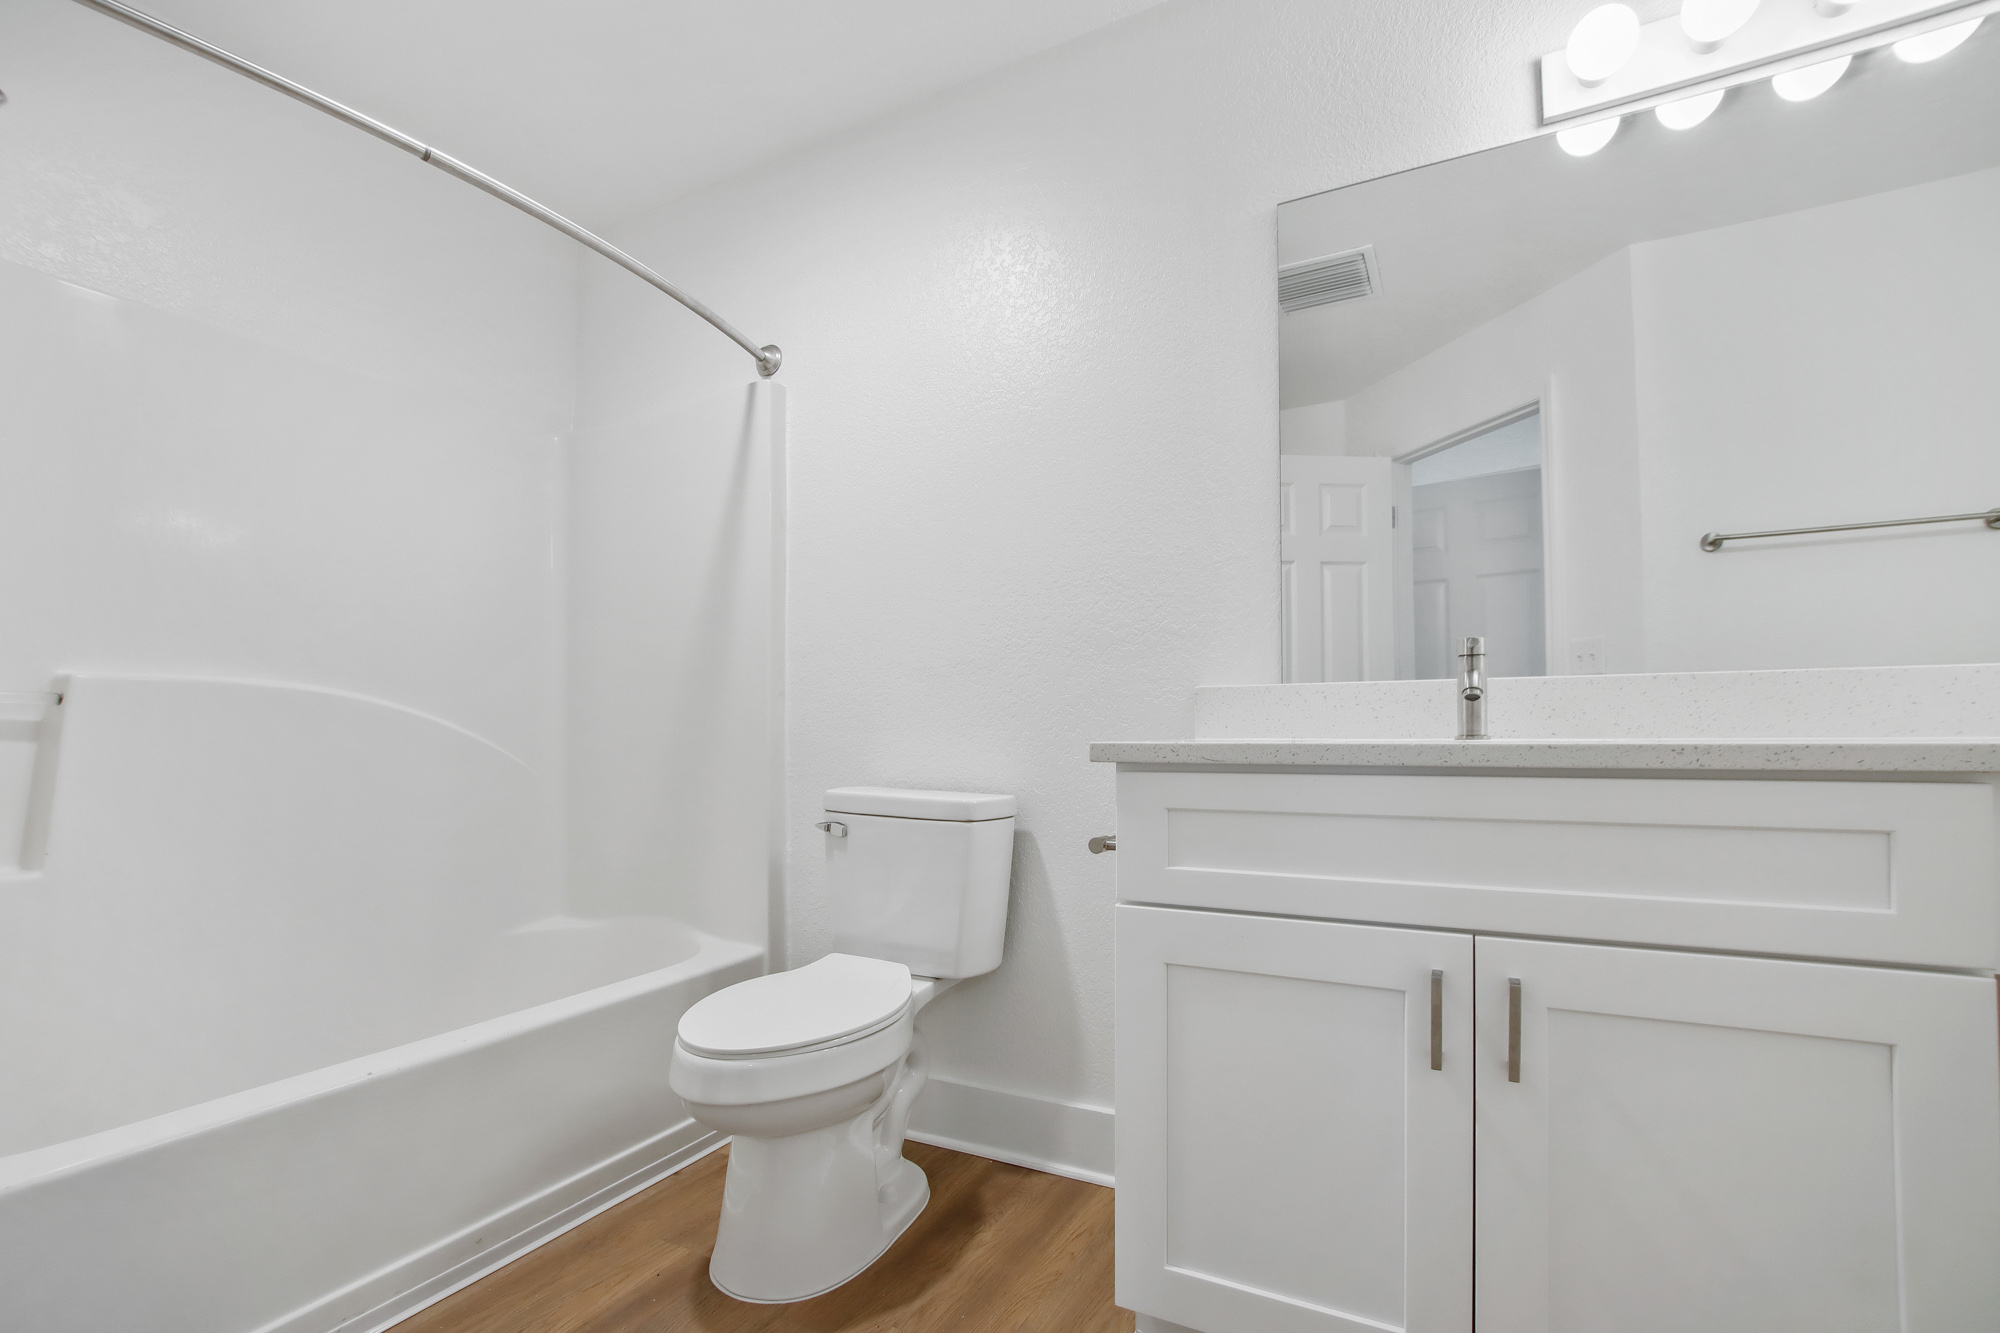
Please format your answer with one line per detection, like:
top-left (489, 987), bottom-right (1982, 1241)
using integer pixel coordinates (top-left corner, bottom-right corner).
top-left (705, 1036), bottom-right (936, 1304)
top-left (711, 1155), bottom-right (930, 1304)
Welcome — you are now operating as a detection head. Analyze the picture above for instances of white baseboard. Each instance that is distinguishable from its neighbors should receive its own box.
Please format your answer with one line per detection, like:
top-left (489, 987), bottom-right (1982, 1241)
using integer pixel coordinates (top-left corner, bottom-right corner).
top-left (262, 1119), bottom-right (725, 1333)
top-left (907, 1075), bottom-right (1114, 1187)
top-left (1134, 1316), bottom-right (1206, 1333)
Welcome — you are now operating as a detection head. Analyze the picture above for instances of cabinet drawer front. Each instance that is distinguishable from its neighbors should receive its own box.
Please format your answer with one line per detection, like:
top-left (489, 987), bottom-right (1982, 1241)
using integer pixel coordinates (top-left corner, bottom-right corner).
top-left (1115, 772), bottom-right (1998, 968)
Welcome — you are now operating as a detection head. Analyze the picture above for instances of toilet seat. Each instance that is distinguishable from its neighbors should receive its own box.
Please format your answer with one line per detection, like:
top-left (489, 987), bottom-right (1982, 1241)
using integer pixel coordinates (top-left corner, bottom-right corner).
top-left (678, 954), bottom-right (913, 1059)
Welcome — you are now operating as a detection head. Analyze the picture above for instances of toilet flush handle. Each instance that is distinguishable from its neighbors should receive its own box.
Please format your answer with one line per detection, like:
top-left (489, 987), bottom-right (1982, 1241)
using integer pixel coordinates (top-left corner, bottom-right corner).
top-left (815, 820), bottom-right (847, 838)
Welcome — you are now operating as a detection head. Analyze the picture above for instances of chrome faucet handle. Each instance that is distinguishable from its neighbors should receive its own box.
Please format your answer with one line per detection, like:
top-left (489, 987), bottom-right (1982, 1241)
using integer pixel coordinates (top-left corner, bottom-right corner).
top-left (1457, 637), bottom-right (1489, 740)
top-left (1458, 637), bottom-right (1487, 697)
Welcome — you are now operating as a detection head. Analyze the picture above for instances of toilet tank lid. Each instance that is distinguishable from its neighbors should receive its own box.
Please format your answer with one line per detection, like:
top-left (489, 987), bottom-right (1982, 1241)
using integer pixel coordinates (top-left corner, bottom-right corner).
top-left (824, 787), bottom-right (1016, 821)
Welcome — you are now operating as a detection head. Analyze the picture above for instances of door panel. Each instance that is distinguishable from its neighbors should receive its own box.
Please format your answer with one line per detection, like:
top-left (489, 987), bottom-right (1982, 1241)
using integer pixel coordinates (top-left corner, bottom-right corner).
top-left (1474, 937), bottom-right (2000, 1333)
top-left (1279, 455), bottom-right (1394, 682)
top-left (1117, 905), bottom-right (1473, 1333)
top-left (1409, 466), bottom-right (1544, 676)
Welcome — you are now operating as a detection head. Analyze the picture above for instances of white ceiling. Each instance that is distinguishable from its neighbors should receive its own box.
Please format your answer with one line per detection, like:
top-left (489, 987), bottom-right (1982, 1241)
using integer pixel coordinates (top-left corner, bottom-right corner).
top-left (103, 0), bottom-right (1169, 227)
top-left (1280, 23), bottom-right (2000, 408)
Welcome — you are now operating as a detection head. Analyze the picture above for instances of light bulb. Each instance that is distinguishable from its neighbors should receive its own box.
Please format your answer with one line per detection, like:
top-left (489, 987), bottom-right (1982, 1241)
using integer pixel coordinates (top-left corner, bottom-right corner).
top-left (1654, 88), bottom-right (1724, 127)
top-left (1680, 0), bottom-right (1760, 53)
top-left (1566, 4), bottom-right (1642, 86)
top-left (1557, 117), bottom-right (1622, 156)
top-left (1893, 16), bottom-right (1981, 62)
top-left (1772, 53), bottom-right (1851, 100)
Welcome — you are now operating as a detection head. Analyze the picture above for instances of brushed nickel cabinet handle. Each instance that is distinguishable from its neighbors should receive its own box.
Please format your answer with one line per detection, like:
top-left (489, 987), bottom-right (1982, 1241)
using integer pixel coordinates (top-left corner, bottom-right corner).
top-left (1429, 969), bottom-right (1444, 1071)
top-left (1507, 977), bottom-right (1523, 1083)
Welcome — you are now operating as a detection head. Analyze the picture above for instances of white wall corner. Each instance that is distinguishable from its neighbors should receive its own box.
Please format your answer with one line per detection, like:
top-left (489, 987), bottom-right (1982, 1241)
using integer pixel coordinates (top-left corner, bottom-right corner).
top-left (908, 1076), bottom-right (1114, 1187)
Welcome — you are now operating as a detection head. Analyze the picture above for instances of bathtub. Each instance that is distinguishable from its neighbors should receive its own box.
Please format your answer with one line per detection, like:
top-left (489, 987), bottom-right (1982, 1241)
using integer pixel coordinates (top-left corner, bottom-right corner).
top-left (0, 677), bottom-right (765, 1331)
top-left (0, 915), bottom-right (759, 1332)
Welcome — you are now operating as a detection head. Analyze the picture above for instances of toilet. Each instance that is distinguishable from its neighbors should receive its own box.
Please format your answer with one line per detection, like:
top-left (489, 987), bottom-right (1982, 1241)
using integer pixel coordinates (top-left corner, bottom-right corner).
top-left (668, 786), bottom-right (1015, 1303)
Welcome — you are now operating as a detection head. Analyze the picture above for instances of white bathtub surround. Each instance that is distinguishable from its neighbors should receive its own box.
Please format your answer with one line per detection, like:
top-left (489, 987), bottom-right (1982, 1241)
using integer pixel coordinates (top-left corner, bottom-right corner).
top-left (0, 677), bottom-right (761, 1331)
top-left (1194, 663), bottom-right (2000, 741)
top-left (0, 675), bottom-right (563, 1154)
top-left (0, 2), bottom-right (577, 429)
top-left (0, 260), bottom-right (568, 775)
top-left (3, 12), bottom-right (797, 1320)
top-left (0, 933), bottom-right (758, 1333)
top-left (0, 691), bottom-right (60, 876)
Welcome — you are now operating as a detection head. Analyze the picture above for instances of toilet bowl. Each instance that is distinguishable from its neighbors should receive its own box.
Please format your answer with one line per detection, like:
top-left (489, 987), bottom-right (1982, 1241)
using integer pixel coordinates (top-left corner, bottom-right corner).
top-left (668, 786), bottom-right (1015, 1303)
top-left (671, 956), bottom-right (955, 1302)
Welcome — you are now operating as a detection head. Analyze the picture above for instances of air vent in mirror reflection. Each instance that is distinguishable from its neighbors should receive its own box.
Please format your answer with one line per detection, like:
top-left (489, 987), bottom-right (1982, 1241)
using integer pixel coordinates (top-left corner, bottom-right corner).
top-left (1278, 244), bottom-right (1378, 311)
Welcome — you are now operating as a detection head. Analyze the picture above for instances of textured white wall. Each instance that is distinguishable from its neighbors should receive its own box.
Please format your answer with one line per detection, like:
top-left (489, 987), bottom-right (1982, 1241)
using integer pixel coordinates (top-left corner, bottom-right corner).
top-left (576, 0), bottom-right (1584, 1111)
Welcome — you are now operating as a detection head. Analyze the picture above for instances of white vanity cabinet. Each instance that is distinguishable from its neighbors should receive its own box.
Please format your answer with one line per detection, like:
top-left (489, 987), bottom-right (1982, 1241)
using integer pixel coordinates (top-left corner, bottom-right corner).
top-left (1110, 765), bottom-right (2000, 1333)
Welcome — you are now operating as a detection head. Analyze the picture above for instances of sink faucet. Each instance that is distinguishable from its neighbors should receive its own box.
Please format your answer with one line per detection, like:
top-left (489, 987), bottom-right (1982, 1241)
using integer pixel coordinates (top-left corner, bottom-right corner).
top-left (1457, 637), bottom-right (1488, 740)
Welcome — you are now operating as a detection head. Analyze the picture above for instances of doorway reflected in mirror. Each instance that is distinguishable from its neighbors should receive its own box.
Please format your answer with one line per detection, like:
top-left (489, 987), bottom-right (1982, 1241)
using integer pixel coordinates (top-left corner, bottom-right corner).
top-left (1280, 411), bottom-right (1547, 684)
top-left (1409, 412), bottom-right (1545, 681)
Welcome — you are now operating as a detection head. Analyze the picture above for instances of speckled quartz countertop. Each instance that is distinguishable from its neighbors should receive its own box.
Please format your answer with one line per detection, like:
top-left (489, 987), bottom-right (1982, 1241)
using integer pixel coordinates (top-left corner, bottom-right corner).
top-left (1088, 738), bottom-right (2000, 773)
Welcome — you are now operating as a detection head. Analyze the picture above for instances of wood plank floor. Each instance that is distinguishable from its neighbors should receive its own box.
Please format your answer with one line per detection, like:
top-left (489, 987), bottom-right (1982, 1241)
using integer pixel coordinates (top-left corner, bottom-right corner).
top-left (395, 1142), bottom-right (1133, 1333)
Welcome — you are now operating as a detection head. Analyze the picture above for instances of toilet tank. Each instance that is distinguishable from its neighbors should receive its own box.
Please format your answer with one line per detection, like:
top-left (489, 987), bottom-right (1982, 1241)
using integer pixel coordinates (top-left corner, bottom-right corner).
top-left (822, 787), bottom-right (1015, 979)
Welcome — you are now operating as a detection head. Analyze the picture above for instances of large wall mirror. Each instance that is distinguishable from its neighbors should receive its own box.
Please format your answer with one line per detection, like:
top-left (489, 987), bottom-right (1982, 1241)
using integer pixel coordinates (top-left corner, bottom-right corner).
top-left (1276, 24), bottom-right (1999, 682)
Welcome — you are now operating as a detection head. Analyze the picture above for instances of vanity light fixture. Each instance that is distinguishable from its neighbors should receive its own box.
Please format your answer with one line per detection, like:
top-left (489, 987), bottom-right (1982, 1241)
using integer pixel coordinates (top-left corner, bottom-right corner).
top-left (1771, 51), bottom-right (1853, 96)
top-left (1681, 0), bottom-right (1762, 51)
top-left (1893, 13), bottom-right (1982, 58)
top-left (1544, 0), bottom-right (1992, 150)
top-left (1655, 88), bottom-right (1727, 125)
top-left (1566, 4), bottom-right (1644, 85)
top-left (1558, 117), bottom-right (1623, 155)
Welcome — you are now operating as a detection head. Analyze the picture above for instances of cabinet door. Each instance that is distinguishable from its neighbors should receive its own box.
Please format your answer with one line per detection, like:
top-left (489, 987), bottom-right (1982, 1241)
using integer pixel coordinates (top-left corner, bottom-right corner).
top-left (1116, 904), bottom-right (1473, 1333)
top-left (1475, 937), bottom-right (2000, 1333)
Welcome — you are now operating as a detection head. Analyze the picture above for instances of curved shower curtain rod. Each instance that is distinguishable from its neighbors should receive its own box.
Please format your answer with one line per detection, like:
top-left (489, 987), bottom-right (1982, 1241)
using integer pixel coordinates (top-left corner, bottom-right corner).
top-left (70, 0), bottom-right (783, 378)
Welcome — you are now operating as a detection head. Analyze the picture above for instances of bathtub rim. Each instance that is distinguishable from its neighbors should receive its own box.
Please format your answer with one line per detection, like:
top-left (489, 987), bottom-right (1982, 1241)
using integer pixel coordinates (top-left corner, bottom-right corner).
top-left (0, 928), bottom-right (764, 1193)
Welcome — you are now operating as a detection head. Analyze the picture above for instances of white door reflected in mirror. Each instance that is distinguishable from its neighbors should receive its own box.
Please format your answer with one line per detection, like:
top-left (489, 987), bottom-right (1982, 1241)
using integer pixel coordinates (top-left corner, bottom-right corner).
top-left (1407, 412), bottom-right (1546, 680)
top-left (1278, 455), bottom-right (1395, 683)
